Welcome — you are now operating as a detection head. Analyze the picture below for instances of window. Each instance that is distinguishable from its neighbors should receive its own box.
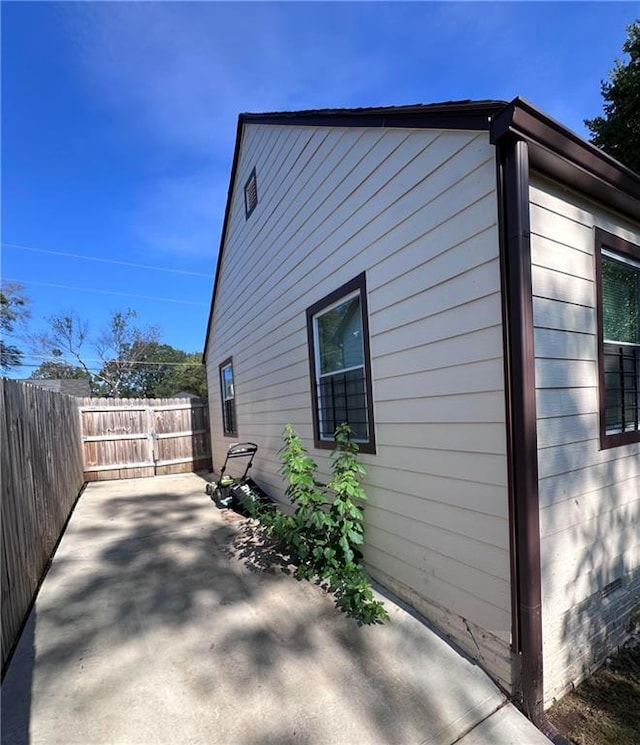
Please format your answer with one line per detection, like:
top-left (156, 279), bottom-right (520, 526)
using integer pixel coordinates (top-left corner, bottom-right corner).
top-left (595, 229), bottom-right (640, 448)
top-left (306, 273), bottom-right (375, 453)
top-left (244, 168), bottom-right (258, 219)
top-left (219, 357), bottom-right (237, 436)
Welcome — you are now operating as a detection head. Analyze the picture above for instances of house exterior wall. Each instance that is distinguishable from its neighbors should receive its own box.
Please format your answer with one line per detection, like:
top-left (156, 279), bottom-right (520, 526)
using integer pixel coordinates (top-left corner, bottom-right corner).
top-left (529, 173), bottom-right (640, 706)
top-left (206, 122), bottom-right (514, 690)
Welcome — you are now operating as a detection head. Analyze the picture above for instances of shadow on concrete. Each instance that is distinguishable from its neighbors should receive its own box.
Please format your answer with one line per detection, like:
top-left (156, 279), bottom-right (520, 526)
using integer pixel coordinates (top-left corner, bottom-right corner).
top-left (0, 473), bottom-right (498, 745)
top-left (1, 609), bottom-right (35, 745)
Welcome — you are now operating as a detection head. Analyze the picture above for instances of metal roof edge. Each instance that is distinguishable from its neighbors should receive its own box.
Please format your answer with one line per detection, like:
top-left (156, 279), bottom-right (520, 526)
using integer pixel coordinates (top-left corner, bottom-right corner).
top-left (490, 97), bottom-right (640, 220)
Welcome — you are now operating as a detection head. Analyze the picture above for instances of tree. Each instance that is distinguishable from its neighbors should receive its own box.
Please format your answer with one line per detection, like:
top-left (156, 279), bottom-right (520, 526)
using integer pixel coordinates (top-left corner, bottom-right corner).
top-left (107, 342), bottom-right (187, 398)
top-left (31, 360), bottom-right (91, 381)
top-left (31, 308), bottom-right (160, 397)
top-left (1, 282), bottom-right (30, 371)
top-left (155, 352), bottom-right (208, 399)
top-left (585, 21), bottom-right (640, 173)
top-left (30, 308), bottom-right (206, 398)
top-left (104, 345), bottom-right (208, 398)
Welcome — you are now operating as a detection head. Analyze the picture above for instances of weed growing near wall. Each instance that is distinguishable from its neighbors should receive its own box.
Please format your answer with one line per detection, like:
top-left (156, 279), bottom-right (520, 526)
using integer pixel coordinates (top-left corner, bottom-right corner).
top-left (254, 423), bottom-right (388, 625)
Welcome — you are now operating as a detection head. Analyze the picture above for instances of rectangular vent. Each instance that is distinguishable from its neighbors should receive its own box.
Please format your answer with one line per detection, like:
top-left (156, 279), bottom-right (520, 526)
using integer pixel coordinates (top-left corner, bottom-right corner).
top-left (601, 577), bottom-right (623, 598)
top-left (244, 168), bottom-right (258, 219)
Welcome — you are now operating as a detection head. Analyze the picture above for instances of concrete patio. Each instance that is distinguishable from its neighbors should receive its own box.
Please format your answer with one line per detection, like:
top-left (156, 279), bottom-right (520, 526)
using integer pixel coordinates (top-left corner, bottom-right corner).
top-left (1, 473), bottom-right (550, 745)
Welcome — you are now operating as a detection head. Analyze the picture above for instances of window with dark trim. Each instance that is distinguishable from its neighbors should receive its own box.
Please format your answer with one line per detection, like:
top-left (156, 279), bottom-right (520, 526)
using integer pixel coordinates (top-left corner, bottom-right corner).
top-left (306, 272), bottom-right (376, 454)
top-left (244, 168), bottom-right (258, 219)
top-left (595, 229), bottom-right (640, 448)
top-left (219, 357), bottom-right (237, 436)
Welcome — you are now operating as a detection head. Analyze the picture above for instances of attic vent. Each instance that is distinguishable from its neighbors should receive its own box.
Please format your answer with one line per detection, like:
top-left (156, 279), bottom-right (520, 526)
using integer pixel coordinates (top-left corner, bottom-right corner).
top-left (244, 168), bottom-right (258, 219)
top-left (601, 577), bottom-right (623, 598)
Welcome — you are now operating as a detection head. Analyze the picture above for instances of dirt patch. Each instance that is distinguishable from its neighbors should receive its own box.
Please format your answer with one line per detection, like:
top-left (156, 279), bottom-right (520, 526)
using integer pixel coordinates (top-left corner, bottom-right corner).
top-left (547, 635), bottom-right (640, 745)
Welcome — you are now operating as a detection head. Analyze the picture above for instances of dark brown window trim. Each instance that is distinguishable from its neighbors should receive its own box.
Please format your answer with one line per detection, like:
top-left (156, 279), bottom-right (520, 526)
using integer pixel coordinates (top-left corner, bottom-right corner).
top-left (219, 356), bottom-right (237, 437)
top-left (244, 167), bottom-right (258, 220)
top-left (305, 272), bottom-right (376, 455)
top-left (595, 228), bottom-right (640, 450)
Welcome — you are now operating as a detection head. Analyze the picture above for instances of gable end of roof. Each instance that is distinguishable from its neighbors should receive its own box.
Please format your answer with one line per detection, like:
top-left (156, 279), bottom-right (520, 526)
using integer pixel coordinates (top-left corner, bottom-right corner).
top-left (203, 97), bottom-right (640, 361)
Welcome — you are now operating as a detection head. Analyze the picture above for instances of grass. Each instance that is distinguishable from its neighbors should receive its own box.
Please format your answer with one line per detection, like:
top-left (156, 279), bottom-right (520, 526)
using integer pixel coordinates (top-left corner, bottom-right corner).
top-left (547, 638), bottom-right (640, 745)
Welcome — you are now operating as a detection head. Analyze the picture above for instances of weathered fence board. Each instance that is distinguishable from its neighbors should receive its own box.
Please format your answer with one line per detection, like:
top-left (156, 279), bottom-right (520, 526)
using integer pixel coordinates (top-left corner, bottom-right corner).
top-left (78, 397), bottom-right (212, 480)
top-left (1, 378), bottom-right (84, 670)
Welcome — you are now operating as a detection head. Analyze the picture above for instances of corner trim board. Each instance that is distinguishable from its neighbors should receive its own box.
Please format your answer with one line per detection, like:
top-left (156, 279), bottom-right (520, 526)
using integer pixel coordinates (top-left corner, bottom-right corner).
top-left (496, 137), bottom-right (545, 719)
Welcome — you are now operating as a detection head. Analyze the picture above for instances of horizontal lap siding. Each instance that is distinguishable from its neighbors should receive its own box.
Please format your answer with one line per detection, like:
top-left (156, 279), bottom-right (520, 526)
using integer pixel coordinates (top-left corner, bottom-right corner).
top-left (529, 174), bottom-right (640, 705)
top-left (206, 125), bottom-right (511, 686)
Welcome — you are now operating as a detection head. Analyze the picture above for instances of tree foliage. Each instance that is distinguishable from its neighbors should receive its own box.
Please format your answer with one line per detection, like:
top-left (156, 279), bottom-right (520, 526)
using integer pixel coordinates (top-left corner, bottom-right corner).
top-left (585, 21), bottom-right (640, 173)
top-left (30, 308), bottom-right (206, 398)
top-left (31, 360), bottom-right (91, 381)
top-left (156, 351), bottom-right (208, 398)
top-left (106, 343), bottom-right (208, 398)
top-left (1, 282), bottom-right (30, 371)
top-left (30, 308), bottom-right (161, 396)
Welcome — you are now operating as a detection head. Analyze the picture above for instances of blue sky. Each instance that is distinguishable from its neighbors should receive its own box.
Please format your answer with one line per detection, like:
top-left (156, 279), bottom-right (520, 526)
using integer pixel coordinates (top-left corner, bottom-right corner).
top-left (2, 1), bottom-right (637, 377)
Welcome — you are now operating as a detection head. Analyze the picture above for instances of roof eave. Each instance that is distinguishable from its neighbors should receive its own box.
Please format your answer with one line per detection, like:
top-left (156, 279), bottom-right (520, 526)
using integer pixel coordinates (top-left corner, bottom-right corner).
top-left (239, 100), bottom-right (508, 132)
top-left (490, 97), bottom-right (640, 222)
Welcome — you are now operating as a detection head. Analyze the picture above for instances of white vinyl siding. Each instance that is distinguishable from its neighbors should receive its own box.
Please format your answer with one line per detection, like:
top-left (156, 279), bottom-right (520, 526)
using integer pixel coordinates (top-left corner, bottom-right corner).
top-left (206, 124), bottom-right (511, 689)
top-left (529, 173), bottom-right (640, 706)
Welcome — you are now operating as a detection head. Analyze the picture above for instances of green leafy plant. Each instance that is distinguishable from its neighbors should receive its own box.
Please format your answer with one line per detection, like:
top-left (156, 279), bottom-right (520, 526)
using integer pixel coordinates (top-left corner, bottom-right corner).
top-left (254, 423), bottom-right (388, 624)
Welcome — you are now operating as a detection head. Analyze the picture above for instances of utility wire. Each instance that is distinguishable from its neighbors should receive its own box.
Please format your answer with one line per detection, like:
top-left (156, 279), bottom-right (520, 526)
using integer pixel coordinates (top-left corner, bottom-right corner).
top-left (3, 278), bottom-right (208, 306)
top-left (2, 242), bottom-right (211, 278)
top-left (15, 362), bottom-right (201, 371)
top-left (22, 354), bottom-right (202, 366)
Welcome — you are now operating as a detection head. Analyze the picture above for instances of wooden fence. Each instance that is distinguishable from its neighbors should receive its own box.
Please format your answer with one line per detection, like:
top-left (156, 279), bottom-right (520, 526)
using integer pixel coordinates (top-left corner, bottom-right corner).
top-left (79, 397), bottom-right (212, 481)
top-left (1, 378), bottom-right (85, 669)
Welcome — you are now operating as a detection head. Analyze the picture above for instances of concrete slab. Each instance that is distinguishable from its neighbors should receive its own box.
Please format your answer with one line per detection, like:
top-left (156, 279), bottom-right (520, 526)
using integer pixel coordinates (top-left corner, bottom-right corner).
top-left (2, 474), bottom-right (549, 745)
top-left (455, 703), bottom-right (552, 744)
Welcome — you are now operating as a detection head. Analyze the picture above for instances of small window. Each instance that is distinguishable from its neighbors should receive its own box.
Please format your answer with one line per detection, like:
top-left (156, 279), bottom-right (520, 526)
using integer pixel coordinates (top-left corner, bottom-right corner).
top-left (244, 168), bottom-right (258, 219)
top-left (219, 357), bottom-right (237, 436)
top-left (306, 273), bottom-right (375, 453)
top-left (595, 229), bottom-right (640, 448)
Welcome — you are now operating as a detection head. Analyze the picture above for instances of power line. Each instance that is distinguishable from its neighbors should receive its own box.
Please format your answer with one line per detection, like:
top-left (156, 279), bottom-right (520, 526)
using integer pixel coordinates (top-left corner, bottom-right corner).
top-left (12, 363), bottom-right (148, 371)
top-left (22, 354), bottom-right (202, 366)
top-left (2, 242), bottom-right (212, 278)
top-left (3, 278), bottom-right (208, 306)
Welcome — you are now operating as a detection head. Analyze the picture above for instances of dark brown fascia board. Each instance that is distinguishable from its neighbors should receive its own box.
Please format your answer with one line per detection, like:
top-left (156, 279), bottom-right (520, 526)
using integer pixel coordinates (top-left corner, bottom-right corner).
top-left (239, 100), bottom-right (507, 132)
top-left (491, 97), bottom-right (640, 223)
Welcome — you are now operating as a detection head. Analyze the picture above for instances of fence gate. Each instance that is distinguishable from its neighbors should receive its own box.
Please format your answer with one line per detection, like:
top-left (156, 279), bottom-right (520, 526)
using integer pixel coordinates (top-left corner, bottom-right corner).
top-left (79, 397), bottom-right (212, 481)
